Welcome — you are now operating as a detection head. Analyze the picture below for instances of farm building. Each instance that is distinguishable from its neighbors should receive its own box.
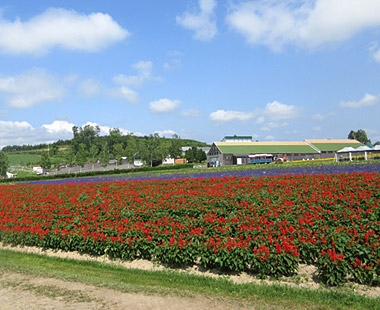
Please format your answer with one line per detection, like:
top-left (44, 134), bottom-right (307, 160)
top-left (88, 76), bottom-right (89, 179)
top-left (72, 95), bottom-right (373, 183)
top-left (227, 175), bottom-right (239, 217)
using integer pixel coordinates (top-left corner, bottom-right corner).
top-left (207, 139), bottom-right (363, 167)
top-left (221, 135), bottom-right (253, 142)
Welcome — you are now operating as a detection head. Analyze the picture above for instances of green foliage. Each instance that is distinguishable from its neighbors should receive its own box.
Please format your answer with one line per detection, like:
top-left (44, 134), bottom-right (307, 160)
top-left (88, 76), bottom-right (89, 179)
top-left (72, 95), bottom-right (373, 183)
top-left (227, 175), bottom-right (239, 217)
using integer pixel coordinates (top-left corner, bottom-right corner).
top-left (348, 129), bottom-right (371, 145)
top-left (112, 143), bottom-right (125, 165)
top-left (75, 143), bottom-right (88, 168)
top-left (100, 142), bottom-right (110, 168)
top-left (185, 147), bottom-right (207, 163)
top-left (72, 124), bottom-right (100, 152)
top-left (0, 151), bottom-right (9, 176)
top-left (65, 147), bottom-right (76, 167)
top-left (168, 134), bottom-right (182, 159)
top-left (39, 152), bottom-right (51, 171)
top-left (0, 163), bottom-right (193, 183)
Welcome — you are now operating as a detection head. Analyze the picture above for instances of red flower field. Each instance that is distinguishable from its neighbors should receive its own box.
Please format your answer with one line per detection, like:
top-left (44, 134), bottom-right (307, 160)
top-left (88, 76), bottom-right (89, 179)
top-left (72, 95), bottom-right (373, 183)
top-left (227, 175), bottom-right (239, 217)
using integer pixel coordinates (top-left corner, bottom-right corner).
top-left (1, 172), bottom-right (379, 286)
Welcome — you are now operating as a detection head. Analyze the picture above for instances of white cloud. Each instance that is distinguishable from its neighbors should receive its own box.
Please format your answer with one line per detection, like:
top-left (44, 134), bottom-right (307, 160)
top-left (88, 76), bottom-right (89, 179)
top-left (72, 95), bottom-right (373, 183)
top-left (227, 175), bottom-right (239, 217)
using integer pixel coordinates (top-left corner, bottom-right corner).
top-left (210, 109), bottom-right (255, 122)
top-left (313, 126), bottom-right (322, 131)
top-left (77, 61), bottom-right (156, 104)
top-left (370, 43), bottom-right (380, 63)
top-left (107, 86), bottom-right (139, 104)
top-left (109, 61), bottom-right (158, 104)
top-left (42, 120), bottom-right (75, 134)
top-left (256, 116), bottom-right (265, 124)
top-left (312, 111), bottom-right (336, 121)
top-left (263, 101), bottom-right (299, 120)
top-left (0, 68), bottom-right (65, 108)
top-left (176, 0), bottom-right (217, 41)
top-left (163, 50), bottom-right (183, 70)
top-left (0, 8), bottom-right (129, 55)
top-left (113, 61), bottom-right (154, 87)
top-left (82, 121), bottom-right (145, 136)
top-left (260, 121), bottom-right (288, 131)
top-left (226, 0), bottom-right (380, 50)
top-left (264, 135), bottom-right (275, 141)
top-left (154, 129), bottom-right (177, 137)
top-left (339, 93), bottom-right (379, 108)
top-left (0, 120), bottom-right (146, 149)
top-left (373, 49), bottom-right (380, 63)
top-left (0, 120), bottom-right (71, 148)
top-left (181, 109), bottom-right (201, 117)
top-left (78, 79), bottom-right (102, 97)
top-left (149, 98), bottom-right (181, 113)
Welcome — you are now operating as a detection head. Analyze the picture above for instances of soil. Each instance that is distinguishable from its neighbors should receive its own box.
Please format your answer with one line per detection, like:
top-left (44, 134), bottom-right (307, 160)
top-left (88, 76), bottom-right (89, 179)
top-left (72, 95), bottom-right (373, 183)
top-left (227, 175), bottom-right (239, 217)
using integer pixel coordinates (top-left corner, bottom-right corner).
top-left (1, 242), bottom-right (379, 309)
top-left (0, 270), bottom-right (247, 310)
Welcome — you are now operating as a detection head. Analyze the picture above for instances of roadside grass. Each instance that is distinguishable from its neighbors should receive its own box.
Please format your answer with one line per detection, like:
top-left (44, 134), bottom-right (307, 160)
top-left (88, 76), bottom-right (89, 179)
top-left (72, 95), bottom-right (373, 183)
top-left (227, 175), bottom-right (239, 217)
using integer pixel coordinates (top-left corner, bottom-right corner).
top-left (0, 249), bottom-right (379, 310)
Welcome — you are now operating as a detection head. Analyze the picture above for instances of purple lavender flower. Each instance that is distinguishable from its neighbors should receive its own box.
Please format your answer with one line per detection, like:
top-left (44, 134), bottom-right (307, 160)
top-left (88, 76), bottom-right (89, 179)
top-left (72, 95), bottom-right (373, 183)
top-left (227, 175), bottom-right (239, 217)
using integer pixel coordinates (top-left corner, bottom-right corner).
top-left (18, 162), bottom-right (380, 185)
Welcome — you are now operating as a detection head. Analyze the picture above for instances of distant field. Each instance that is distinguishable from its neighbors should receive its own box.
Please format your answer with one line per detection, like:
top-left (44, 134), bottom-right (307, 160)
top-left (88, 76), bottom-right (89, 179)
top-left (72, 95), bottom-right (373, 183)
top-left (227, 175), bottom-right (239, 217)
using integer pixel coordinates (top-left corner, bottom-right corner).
top-left (7, 153), bottom-right (41, 166)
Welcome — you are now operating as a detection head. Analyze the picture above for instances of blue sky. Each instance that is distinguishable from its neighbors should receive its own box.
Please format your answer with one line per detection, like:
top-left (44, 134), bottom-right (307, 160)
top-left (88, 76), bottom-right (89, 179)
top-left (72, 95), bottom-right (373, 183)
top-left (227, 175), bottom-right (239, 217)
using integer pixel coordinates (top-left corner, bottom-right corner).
top-left (0, 0), bottom-right (380, 148)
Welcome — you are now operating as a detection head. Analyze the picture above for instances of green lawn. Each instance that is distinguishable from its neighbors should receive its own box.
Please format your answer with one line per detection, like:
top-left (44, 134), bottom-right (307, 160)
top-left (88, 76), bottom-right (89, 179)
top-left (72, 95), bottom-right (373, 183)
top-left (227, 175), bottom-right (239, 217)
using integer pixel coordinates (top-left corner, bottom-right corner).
top-left (7, 153), bottom-right (41, 166)
top-left (0, 249), bottom-right (378, 310)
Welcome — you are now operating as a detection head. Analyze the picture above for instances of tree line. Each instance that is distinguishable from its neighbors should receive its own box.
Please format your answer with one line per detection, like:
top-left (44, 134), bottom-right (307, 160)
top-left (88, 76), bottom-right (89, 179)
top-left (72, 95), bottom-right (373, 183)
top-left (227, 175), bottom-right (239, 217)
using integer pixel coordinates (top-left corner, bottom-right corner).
top-left (37, 125), bottom-right (208, 171)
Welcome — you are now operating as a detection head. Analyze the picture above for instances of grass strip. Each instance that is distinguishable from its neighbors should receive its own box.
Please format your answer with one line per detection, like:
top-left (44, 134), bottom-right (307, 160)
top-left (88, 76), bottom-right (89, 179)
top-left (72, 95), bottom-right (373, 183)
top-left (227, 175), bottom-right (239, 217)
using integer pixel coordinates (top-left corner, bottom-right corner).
top-left (0, 249), bottom-right (378, 310)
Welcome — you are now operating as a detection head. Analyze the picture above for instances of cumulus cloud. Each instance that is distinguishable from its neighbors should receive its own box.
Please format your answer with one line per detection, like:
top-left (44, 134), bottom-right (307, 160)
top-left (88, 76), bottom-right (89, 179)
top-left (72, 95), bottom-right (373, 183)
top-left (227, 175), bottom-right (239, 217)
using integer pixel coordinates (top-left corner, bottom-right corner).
top-left (339, 93), bottom-right (379, 108)
top-left (0, 120), bottom-right (63, 148)
top-left (149, 98), bottom-right (181, 113)
top-left (176, 0), bottom-right (217, 41)
top-left (42, 120), bottom-right (75, 134)
top-left (0, 68), bottom-right (65, 108)
top-left (209, 109), bottom-right (255, 122)
top-left (0, 8), bottom-right (129, 55)
top-left (226, 0), bottom-right (380, 50)
top-left (263, 101), bottom-right (299, 120)
top-left (0, 120), bottom-right (146, 149)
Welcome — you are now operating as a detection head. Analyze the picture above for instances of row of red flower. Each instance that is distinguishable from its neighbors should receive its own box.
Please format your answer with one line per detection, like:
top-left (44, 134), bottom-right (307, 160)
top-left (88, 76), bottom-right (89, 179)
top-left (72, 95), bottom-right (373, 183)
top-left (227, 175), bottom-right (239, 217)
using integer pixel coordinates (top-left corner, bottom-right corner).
top-left (1, 172), bottom-right (379, 285)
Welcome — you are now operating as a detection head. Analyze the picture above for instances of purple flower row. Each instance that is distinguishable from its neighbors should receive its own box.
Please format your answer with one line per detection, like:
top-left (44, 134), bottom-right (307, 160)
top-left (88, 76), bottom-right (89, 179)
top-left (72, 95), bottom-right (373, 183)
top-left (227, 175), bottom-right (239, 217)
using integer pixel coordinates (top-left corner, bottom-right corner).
top-left (19, 162), bottom-right (380, 185)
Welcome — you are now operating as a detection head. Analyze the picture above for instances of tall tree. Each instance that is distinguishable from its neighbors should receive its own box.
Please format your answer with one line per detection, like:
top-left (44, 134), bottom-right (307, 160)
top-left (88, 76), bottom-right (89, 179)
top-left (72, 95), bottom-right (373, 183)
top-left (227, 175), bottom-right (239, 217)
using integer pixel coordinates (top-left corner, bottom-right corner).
top-left (125, 134), bottom-right (138, 163)
top-left (100, 142), bottom-right (110, 168)
top-left (113, 143), bottom-right (125, 165)
top-left (65, 147), bottom-right (76, 168)
top-left (185, 147), bottom-right (197, 163)
top-left (109, 128), bottom-right (123, 150)
top-left (75, 143), bottom-right (88, 168)
top-left (40, 152), bottom-right (51, 172)
top-left (348, 129), bottom-right (371, 144)
top-left (168, 134), bottom-right (182, 159)
top-left (0, 151), bottom-right (9, 176)
top-left (196, 148), bottom-right (207, 163)
top-left (89, 144), bottom-right (99, 163)
top-left (72, 124), bottom-right (100, 152)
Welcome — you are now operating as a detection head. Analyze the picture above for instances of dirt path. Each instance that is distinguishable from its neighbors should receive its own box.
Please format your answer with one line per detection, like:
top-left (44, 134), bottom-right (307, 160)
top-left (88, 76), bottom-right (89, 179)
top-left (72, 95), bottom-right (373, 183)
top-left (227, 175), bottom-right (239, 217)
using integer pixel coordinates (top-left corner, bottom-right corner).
top-left (0, 270), bottom-right (252, 310)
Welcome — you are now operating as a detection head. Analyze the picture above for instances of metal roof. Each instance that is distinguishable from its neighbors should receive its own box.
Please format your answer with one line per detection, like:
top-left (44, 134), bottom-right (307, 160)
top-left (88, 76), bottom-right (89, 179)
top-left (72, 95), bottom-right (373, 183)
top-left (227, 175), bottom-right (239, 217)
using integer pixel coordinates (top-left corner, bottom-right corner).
top-left (306, 139), bottom-right (362, 152)
top-left (215, 142), bottom-right (318, 154)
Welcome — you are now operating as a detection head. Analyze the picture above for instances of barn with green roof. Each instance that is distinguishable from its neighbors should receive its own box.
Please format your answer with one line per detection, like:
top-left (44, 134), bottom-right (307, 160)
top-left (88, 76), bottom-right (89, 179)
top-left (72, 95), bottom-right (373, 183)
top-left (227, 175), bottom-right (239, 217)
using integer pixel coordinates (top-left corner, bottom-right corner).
top-left (207, 139), bottom-right (363, 166)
